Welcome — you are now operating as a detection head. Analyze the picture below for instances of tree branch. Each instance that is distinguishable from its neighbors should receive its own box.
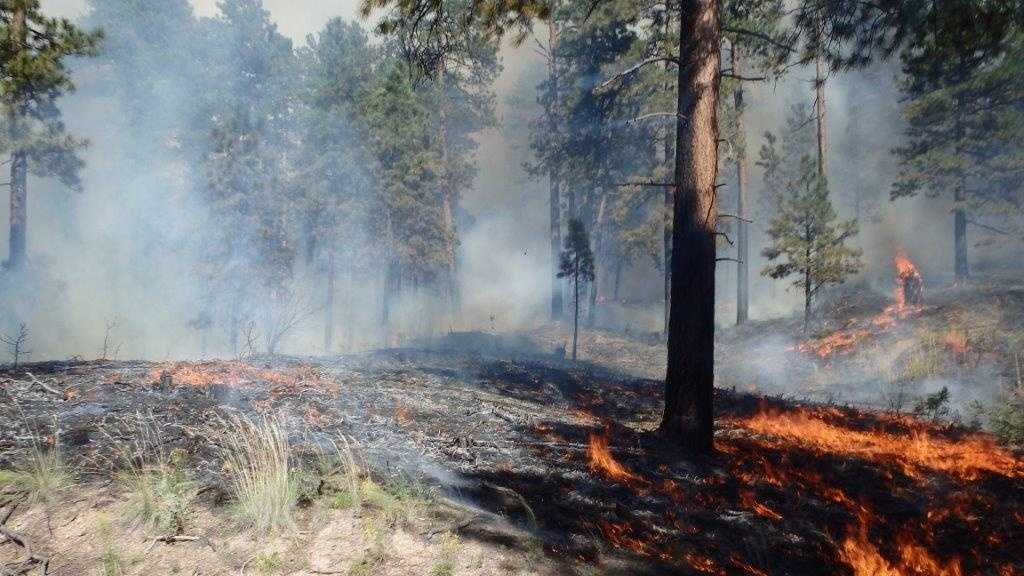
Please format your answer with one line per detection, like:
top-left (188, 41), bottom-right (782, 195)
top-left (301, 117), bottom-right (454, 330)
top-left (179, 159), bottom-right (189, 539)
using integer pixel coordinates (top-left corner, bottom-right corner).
top-left (714, 232), bottom-right (735, 245)
top-left (719, 213), bottom-right (754, 223)
top-left (618, 181), bottom-right (677, 187)
top-left (716, 257), bottom-right (743, 263)
top-left (627, 112), bottom-right (685, 124)
top-left (722, 27), bottom-right (796, 53)
top-left (597, 56), bottom-right (680, 92)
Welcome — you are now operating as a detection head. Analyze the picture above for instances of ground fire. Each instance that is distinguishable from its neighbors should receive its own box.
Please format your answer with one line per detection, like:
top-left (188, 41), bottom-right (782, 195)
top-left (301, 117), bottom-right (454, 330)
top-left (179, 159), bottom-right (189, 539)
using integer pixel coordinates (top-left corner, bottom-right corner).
top-left (3, 1), bottom-right (1024, 574)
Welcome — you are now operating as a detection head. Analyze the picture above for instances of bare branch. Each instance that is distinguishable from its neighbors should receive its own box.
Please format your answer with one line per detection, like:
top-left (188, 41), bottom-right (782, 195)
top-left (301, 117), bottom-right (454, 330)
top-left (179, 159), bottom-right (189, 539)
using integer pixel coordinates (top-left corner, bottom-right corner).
top-left (619, 181), bottom-right (677, 187)
top-left (723, 26), bottom-right (796, 53)
top-left (714, 232), bottom-right (735, 246)
top-left (719, 213), bottom-right (754, 223)
top-left (720, 69), bottom-right (768, 82)
top-left (716, 257), bottom-right (743, 263)
top-left (627, 112), bottom-right (685, 124)
top-left (967, 218), bottom-right (1014, 236)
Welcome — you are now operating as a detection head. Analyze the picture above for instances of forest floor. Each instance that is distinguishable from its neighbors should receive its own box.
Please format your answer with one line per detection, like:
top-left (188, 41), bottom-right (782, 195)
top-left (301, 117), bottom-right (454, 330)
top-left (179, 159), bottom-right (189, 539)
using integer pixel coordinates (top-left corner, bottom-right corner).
top-left (1, 279), bottom-right (1023, 575)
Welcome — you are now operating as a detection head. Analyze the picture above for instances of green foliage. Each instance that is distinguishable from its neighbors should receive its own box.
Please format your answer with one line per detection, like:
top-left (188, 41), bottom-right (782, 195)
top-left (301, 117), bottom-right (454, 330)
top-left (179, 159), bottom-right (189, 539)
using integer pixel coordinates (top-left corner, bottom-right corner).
top-left (123, 461), bottom-right (197, 534)
top-left (912, 386), bottom-right (952, 421)
top-left (893, 23), bottom-right (1024, 234)
top-left (761, 156), bottom-right (862, 320)
top-left (558, 218), bottom-right (596, 285)
top-left (0, 0), bottom-right (103, 189)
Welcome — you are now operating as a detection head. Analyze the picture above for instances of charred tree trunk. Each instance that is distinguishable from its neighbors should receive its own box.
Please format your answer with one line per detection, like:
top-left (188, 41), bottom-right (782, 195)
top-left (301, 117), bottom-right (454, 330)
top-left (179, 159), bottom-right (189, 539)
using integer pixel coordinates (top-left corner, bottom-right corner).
top-left (548, 16), bottom-right (564, 322)
top-left (732, 46), bottom-right (750, 325)
top-left (660, 0), bottom-right (720, 453)
top-left (6, 5), bottom-right (27, 271)
top-left (588, 193), bottom-right (606, 328)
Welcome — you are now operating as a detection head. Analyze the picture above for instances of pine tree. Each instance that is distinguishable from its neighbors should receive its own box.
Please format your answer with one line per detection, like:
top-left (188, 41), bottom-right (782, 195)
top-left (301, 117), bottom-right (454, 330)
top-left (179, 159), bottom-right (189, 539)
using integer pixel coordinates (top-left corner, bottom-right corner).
top-left (894, 27), bottom-right (1024, 280)
top-left (197, 0), bottom-right (299, 353)
top-left (0, 0), bottom-right (102, 270)
top-left (558, 218), bottom-right (594, 361)
top-left (762, 156), bottom-right (862, 329)
top-left (295, 17), bottom-right (379, 352)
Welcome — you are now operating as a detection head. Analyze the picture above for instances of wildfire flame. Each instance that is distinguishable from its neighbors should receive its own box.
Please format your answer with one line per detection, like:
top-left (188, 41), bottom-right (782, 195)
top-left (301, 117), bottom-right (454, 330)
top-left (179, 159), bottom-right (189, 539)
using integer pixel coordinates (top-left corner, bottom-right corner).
top-left (741, 407), bottom-right (1022, 481)
top-left (797, 249), bottom-right (924, 358)
top-left (587, 431), bottom-right (643, 485)
top-left (840, 510), bottom-right (963, 576)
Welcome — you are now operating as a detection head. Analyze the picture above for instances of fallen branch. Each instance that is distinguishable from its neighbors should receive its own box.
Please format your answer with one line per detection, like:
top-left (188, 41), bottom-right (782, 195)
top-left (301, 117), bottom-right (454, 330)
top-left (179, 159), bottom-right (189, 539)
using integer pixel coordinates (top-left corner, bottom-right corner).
top-left (0, 525), bottom-right (49, 574)
top-left (24, 372), bottom-right (61, 397)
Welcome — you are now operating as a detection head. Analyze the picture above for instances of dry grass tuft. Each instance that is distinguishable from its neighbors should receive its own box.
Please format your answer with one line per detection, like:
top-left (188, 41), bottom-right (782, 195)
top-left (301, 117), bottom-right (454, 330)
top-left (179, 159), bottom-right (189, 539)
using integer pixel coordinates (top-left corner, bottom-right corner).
top-left (220, 414), bottom-right (295, 533)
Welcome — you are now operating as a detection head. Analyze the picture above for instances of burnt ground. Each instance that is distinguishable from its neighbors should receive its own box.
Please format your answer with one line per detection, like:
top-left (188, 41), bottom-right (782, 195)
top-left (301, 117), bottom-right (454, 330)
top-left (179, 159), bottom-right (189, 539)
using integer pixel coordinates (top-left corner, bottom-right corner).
top-left (1, 326), bottom-right (1022, 575)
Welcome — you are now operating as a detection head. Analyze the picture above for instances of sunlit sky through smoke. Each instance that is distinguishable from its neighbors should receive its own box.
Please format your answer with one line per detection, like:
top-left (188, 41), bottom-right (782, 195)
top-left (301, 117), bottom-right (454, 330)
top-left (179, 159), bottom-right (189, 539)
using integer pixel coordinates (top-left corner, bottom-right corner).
top-left (43, 0), bottom-right (364, 44)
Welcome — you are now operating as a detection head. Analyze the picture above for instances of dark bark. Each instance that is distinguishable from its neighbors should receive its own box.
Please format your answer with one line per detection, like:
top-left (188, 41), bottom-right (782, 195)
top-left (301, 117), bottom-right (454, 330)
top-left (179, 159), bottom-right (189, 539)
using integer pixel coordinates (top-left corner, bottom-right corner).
top-left (733, 46), bottom-right (749, 325)
top-left (659, 0), bottom-right (720, 453)
top-left (548, 17), bottom-right (564, 321)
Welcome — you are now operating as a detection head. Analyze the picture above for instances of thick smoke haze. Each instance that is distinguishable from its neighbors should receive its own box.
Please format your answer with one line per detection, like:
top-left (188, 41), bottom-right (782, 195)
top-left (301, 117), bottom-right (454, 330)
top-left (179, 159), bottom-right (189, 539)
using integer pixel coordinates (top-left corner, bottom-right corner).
top-left (0, 2), bottom-right (1012, 363)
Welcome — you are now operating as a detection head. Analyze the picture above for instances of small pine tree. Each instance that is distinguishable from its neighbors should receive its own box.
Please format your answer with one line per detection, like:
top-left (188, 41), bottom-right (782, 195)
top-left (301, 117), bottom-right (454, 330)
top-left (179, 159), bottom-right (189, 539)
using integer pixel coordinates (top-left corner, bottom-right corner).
top-left (762, 156), bottom-right (862, 329)
top-left (558, 218), bottom-right (595, 361)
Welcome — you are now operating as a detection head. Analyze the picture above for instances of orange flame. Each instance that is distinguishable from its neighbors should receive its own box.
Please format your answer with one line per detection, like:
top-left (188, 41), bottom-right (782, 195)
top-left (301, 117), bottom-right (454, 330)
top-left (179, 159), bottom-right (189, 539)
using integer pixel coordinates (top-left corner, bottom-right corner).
top-left (840, 510), bottom-right (963, 576)
top-left (587, 431), bottom-right (643, 485)
top-left (740, 408), bottom-right (1023, 481)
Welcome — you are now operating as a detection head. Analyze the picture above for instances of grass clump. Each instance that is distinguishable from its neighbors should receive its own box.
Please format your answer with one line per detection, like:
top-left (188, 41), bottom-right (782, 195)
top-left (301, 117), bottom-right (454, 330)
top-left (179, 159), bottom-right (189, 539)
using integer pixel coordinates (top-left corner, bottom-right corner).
top-left (106, 414), bottom-right (198, 534)
top-left (221, 414), bottom-right (295, 533)
top-left (124, 457), bottom-right (197, 534)
top-left (348, 516), bottom-right (393, 576)
top-left (429, 533), bottom-right (461, 576)
top-left (1, 434), bottom-right (72, 503)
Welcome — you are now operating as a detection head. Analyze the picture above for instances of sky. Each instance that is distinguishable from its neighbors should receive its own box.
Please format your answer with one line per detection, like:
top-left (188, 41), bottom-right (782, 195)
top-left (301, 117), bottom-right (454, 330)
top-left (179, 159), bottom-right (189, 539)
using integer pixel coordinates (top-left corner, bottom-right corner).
top-left (44, 0), bottom-right (365, 44)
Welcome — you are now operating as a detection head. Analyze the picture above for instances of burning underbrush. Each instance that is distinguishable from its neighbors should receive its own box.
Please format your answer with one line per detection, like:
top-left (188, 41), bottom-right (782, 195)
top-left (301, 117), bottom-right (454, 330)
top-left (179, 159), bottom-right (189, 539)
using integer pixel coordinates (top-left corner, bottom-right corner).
top-left (1, 348), bottom-right (1022, 575)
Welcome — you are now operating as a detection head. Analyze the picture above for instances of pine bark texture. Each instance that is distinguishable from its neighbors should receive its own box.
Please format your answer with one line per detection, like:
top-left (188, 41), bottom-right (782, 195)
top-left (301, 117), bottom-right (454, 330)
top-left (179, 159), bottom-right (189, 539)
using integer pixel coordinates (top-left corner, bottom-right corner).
top-left (660, 0), bottom-right (720, 453)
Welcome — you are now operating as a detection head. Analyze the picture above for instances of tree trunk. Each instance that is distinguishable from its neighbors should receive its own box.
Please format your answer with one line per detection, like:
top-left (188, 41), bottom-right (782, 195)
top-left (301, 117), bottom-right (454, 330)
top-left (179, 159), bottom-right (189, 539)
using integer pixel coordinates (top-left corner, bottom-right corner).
top-left (436, 61), bottom-right (459, 331)
top-left (613, 256), bottom-right (623, 301)
top-left (588, 193), bottom-right (606, 328)
top-left (803, 268), bottom-right (811, 332)
top-left (6, 4), bottom-right (27, 271)
top-left (662, 12), bottom-right (674, 336)
top-left (547, 16), bottom-right (564, 322)
top-left (954, 201), bottom-right (968, 280)
top-left (660, 0), bottom-right (720, 453)
top-left (952, 85), bottom-right (969, 282)
top-left (324, 248), bottom-right (336, 353)
top-left (733, 46), bottom-right (749, 325)
top-left (572, 272), bottom-right (579, 361)
top-left (8, 152), bottom-right (27, 270)
top-left (814, 55), bottom-right (828, 179)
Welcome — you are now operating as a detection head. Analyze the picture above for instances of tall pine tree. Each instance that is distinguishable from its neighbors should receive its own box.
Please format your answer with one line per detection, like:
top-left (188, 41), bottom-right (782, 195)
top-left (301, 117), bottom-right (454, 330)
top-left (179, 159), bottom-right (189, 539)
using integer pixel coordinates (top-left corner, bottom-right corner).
top-left (0, 1), bottom-right (101, 270)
